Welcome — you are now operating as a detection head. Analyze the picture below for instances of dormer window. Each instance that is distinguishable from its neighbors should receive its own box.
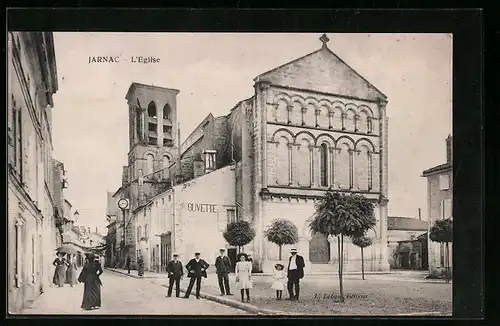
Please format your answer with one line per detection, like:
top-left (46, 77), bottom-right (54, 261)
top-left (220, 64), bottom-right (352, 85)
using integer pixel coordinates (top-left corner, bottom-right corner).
top-left (204, 150), bottom-right (217, 172)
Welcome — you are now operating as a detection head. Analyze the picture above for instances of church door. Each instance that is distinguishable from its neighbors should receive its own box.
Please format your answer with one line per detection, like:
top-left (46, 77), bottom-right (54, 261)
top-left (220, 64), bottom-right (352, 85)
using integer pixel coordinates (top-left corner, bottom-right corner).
top-left (309, 232), bottom-right (330, 263)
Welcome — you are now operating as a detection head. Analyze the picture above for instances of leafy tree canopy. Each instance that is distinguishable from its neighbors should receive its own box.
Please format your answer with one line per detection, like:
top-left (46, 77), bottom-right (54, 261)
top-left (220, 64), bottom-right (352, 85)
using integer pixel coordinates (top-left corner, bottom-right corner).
top-left (309, 191), bottom-right (376, 238)
top-left (429, 218), bottom-right (453, 243)
top-left (223, 220), bottom-right (256, 247)
top-left (264, 219), bottom-right (299, 246)
top-left (351, 235), bottom-right (373, 248)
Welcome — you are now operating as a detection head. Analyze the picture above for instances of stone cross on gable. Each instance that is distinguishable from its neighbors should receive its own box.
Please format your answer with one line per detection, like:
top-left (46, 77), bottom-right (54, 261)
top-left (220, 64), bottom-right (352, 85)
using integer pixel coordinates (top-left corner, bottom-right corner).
top-left (320, 33), bottom-right (330, 48)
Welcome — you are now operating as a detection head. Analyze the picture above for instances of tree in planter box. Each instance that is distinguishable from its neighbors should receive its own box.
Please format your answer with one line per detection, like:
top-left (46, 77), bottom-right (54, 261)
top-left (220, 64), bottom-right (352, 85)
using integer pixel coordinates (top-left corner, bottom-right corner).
top-left (263, 218), bottom-right (299, 260)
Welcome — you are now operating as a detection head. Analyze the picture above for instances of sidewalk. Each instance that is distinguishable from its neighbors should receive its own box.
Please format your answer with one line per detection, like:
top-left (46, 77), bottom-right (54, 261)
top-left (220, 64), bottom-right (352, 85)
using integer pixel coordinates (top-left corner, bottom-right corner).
top-left (106, 267), bottom-right (452, 315)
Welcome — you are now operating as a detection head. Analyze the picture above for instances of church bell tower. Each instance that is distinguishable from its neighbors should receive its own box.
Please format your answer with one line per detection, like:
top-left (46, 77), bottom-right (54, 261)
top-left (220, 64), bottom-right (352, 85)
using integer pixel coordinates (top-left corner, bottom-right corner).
top-left (123, 82), bottom-right (180, 209)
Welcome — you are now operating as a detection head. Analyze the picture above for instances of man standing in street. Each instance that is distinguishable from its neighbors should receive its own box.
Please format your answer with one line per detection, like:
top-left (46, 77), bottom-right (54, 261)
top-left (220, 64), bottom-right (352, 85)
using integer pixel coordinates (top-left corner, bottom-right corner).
top-left (126, 255), bottom-right (131, 274)
top-left (287, 248), bottom-right (305, 301)
top-left (166, 253), bottom-right (184, 297)
top-left (184, 252), bottom-right (209, 299)
top-left (215, 248), bottom-right (233, 296)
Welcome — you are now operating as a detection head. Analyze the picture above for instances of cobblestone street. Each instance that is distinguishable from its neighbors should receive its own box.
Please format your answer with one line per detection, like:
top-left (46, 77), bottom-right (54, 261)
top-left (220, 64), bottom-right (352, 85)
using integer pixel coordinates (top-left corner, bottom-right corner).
top-left (22, 270), bottom-right (248, 315)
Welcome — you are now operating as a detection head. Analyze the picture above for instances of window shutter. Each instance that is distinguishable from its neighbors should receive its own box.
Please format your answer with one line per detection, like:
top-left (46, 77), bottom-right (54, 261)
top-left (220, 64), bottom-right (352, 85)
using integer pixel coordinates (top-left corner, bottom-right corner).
top-left (445, 199), bottom-right (452, 219)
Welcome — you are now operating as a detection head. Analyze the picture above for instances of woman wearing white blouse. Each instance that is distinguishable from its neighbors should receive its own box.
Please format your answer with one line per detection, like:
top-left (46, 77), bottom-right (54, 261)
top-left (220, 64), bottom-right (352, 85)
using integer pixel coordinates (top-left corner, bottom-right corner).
top-left (235, 253), bottom-right (252, 303)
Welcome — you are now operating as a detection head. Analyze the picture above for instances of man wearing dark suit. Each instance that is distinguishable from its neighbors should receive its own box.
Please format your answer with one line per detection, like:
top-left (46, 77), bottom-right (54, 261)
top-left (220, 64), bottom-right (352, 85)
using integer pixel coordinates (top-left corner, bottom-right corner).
top-left (183, 252), bottom-right (209, 299)
top-left (215, 248), bottom-right (233, 296)
top-left (166, 253), bottom-right (184, 297)
top-left (287, 248), bottom-right (305, 301)
top-left (126, 255), bottom-right (131, 274)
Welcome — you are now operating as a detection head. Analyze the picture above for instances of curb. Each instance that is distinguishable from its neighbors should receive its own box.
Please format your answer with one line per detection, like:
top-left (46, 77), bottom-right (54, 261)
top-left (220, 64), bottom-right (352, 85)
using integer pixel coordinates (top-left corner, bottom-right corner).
top-left (105, 268), bottom-right (284, 315)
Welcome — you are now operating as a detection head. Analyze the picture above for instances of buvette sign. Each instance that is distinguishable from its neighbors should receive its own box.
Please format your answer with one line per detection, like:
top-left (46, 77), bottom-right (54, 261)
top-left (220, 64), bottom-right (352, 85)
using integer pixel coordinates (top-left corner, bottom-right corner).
top-left (186, 203), bottom-right (217, 213)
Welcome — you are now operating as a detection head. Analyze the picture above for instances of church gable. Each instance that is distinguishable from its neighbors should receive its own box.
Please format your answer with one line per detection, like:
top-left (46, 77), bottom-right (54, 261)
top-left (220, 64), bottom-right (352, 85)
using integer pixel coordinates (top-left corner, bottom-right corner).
top-left (255, 41), bottom-right (387, 102)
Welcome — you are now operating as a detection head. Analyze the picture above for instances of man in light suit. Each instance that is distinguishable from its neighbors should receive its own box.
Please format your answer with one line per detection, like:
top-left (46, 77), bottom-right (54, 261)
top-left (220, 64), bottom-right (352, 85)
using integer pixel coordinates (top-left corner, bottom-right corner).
top-left (287, 248), bottom-right (305, 301)
top-left (166, 253), bottom-right (184, 297)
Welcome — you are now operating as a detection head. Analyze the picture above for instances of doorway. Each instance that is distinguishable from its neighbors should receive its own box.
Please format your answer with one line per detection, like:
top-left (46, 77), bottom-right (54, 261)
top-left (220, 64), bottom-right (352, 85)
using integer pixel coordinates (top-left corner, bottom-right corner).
top-left (160, 233), bottom-right (171, 273)
top-left (227, 248), bottom-right (237, 273)
top-left (309, 232), bottom-right (330, 263)
top-left (400, 252), bottom-right (410, 268)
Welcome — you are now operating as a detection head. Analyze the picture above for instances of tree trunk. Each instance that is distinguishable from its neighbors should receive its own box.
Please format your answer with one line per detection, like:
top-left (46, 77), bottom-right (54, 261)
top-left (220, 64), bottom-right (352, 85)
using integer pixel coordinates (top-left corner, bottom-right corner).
top-left (337, 235), bottom-right (342, 301)
top-left (445, 242), bottom-right (450, 283)
top-left (361, 247), bottom-right (365, 280)
top-left (278, 245), bottom-right (282, 261)
top-left (339, 234), bottom-right (344, 302)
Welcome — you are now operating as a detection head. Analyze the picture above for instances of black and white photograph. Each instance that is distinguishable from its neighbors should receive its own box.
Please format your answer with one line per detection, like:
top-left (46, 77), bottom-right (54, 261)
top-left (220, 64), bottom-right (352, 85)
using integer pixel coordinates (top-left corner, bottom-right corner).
top-left (8, 30), bottom-right (458, 316)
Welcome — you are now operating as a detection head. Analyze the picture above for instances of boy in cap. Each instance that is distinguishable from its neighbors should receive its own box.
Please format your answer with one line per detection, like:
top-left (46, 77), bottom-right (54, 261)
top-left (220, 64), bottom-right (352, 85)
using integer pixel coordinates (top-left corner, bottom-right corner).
top-left (166, 253), bottom-right (184, 297)
top-left (184, 252), bottom-right (209, 299)
top-left (215, 248), bottom-right (233, 296)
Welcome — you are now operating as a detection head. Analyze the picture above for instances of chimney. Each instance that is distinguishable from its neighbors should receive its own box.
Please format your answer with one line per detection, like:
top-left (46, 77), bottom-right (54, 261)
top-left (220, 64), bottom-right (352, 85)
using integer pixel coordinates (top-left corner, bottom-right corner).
top-left (95, 227), bottom-right (98, 234)
top-left (446, 135), bottom-right (452, 163)
top-left (418, 208), bottom-right (421, 220)
top-left (193, 153), bottom-right (205, 178)
top-left (88, 227), bottom-right (91, 234)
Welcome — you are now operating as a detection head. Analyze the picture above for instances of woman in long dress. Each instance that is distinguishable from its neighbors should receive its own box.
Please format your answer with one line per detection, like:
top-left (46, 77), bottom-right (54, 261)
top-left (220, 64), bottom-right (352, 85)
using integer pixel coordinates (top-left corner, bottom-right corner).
top-left (80, 253), bottom-right (103, 310)
top-left (66, 254), bottom-right (79, 287)
top-left (235, 253), bottom-right (252, 303)
top-left (52, 252), bottom-right (67, 287)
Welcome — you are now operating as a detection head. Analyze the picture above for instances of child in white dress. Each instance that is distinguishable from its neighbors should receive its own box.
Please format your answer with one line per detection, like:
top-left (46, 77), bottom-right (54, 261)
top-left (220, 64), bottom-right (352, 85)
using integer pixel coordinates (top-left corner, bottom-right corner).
top-left (271, 263), bottom-right (286, 300)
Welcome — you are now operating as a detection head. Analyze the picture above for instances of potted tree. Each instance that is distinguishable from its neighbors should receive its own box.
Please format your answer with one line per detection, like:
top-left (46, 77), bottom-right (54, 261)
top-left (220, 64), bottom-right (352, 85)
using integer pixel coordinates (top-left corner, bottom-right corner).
top-left (309, 190), bottom-right (376, 302)
top-left (351, 235), bottom-right (373, 280)
top-left (429, 217), bottom-right (453, 282)
top-left (263, 218), bottom-right (299, 260)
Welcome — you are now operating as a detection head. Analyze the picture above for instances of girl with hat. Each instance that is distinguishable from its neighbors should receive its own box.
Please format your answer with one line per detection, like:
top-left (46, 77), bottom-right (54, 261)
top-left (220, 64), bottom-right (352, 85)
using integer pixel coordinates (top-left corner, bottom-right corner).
top-left (271, 263), bottom-right (286, 300)
top-left (235, 252), bottom-right (252, 303)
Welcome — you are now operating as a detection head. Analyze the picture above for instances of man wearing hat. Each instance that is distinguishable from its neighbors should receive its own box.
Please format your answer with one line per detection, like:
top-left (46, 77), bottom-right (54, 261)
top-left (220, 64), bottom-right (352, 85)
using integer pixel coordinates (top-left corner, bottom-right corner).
top-left (184, 252), bottom-right (209, 299)
top-left (166, 253), bottom-right (184, 297)
top-left (287, 248), bottom-right (305, 301)
top-left (215, 248), bottom-right (233, 296)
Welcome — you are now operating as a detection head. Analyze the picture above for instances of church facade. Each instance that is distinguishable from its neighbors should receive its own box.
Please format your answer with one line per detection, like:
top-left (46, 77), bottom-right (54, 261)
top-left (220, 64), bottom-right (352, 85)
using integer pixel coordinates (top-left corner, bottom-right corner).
top-left (244, 36), bottom-right (390, 273)
top-left (108, 34), bottom-right (391, 274)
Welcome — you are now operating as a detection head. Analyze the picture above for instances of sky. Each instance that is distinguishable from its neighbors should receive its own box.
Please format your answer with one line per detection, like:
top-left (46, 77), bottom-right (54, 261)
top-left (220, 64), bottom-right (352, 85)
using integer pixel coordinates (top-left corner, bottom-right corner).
top-left (51, 33), bottom-right (452, 234)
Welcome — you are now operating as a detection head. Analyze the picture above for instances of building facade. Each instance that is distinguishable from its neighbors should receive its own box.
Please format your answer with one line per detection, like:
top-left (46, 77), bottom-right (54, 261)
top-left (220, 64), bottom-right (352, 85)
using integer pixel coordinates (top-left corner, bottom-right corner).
top-left (8, 31), bottom-right (59, 313)
top-left (107, 34), bottom-right (391, 274)
top-left (422, 135), bottom-right (453, 278)
top-left (133, 166), bottom-right (236, 272)
top-left (387, 216), bottom-right (429, 270)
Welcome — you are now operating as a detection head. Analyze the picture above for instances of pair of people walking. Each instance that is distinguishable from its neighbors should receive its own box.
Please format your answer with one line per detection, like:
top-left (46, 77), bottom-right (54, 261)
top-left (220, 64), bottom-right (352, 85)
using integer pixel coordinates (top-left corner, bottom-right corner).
top-left (52, 252), bottom-right (79, 287)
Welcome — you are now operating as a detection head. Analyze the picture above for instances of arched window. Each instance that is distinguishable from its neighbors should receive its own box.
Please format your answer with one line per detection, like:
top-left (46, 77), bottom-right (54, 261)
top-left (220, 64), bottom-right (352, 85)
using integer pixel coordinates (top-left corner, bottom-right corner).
top-left (291, 102), bottom-right (302, 125)
top-left (367, 117), bottom-right (373, 133)
top-left (357, 145), bottom-right (371, 191)
top-left (276, 136), bottom-right (291, 185)
top-left (337, 143), bottom-right (351, 189)
top-left (162, 155), bottom-right (170, 168)
top-left (319, 143), bottom-right (329, 187)
top-left (275, 100), bottom-right (288, 123)
top-left (163, 104), bottom-right (172, 120)
top-left (345, 109), bottom-right (356, 131)
top-left (332, 107), bottom-right (343, 129)
top-left (358, 111), bottom-right (369, 133)
top-left (298, 139), bottom-right (312, 186)
top-left (148, 101), bottom-right (157, 119)
top-left (146, 154), bottom-right (154, 175)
